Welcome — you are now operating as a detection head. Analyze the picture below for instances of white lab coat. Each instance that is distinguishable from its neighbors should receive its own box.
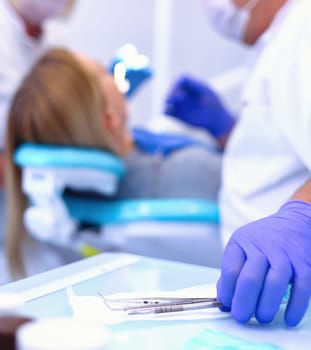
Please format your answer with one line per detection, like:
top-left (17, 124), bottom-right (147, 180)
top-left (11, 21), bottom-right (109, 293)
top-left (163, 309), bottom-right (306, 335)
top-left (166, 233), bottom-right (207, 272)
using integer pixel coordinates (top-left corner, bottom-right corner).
top-left (0, 0), bottom-right (65, 148)
top-left (219, 0), bottom-right (311, 244)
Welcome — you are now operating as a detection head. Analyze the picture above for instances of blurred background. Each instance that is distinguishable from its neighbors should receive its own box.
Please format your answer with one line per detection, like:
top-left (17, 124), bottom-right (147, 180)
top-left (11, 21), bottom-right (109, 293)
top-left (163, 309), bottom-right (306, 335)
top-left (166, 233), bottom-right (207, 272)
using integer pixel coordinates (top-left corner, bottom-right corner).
top-left (61, 0), bottom-right (250, 126)
top-left (0, 0), bottom-right (251, 284)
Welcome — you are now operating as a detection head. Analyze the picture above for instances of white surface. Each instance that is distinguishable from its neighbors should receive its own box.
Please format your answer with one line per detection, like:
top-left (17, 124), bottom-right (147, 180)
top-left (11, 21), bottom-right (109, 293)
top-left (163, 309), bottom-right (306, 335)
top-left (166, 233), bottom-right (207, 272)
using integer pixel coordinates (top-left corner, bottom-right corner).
top-left (0, 292), bottom-right (24, 315)
top-left (17, 318), bottom-right (110, 350)
top-left (17, 255), bottom-right (140, 302)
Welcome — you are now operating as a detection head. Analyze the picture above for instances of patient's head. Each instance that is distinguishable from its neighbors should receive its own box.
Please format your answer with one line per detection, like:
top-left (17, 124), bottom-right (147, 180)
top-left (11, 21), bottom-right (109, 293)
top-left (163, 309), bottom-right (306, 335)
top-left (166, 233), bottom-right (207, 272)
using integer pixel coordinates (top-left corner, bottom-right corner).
top-left (7, 48), bottom-right (132, 159)
top-left (5, 48), bottom-right (133, 280)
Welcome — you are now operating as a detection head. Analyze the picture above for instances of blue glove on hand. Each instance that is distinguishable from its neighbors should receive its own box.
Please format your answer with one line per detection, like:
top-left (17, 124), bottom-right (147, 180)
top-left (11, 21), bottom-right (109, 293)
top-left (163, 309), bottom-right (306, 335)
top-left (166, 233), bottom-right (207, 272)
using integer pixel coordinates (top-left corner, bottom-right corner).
top-left (109, 44), bottom-right (152, 98)
top-left (163, 75), bottom-right (234, 139)
top-left (217, 200), bottom-right (311, 327)
top-left (132, 127), bottom-right (217, 157)
top-left (110, 59), bottom-right (152, 97)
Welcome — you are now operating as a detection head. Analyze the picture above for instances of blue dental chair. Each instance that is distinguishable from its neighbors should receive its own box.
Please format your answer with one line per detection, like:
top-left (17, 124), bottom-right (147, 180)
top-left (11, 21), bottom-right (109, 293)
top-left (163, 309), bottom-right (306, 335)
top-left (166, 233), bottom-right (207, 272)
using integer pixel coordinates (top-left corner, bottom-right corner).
top-left (14, 144), bottom-right (222, 267)
top-left (15, 143), bottom-right (222, 268)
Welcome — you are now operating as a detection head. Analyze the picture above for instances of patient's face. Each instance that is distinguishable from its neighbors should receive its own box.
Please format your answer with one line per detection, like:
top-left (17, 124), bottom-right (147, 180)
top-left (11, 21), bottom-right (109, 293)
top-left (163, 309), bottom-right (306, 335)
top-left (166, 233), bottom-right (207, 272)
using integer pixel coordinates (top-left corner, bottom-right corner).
top-left (98, 66), bottom-right (128, 127)
top-left (76, 53), bottom-right (133, 154)
top-left (76, 53), bottom-right (128, 121)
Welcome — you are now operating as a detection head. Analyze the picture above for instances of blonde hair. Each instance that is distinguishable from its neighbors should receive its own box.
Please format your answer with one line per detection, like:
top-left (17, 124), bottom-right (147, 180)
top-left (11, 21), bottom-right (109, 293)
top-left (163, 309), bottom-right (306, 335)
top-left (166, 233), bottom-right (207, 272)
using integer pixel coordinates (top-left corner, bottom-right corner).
top-left (5, 48), bottom-right (122, 279)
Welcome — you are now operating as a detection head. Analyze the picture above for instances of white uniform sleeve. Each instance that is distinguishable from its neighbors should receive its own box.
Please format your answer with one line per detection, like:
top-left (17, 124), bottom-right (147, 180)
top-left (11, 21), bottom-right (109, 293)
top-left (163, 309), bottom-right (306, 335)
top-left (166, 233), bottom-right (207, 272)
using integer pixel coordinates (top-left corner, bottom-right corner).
top-left (269, 28), bottom-right (311, 171)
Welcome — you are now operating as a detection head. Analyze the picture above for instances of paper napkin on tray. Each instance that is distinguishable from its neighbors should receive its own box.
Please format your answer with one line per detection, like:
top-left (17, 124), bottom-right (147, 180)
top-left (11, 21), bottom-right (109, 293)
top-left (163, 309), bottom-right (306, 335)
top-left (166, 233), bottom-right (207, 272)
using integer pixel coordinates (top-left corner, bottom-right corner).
top-left (67, 284), bottom-right (230, 325)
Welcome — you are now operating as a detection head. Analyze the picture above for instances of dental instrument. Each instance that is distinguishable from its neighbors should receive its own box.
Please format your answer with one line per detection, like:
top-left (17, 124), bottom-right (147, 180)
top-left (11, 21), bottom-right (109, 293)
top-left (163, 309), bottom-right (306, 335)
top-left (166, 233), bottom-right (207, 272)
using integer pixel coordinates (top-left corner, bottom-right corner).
top-left (97, 293), bottom-right (223, 315)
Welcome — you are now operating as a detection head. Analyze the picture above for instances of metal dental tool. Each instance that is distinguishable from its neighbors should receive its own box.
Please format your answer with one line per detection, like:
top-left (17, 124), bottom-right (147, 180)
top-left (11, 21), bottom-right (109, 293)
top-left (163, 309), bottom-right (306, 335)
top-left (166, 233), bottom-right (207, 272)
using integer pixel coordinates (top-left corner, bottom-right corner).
top-left (98, 293), bottom-right (223, 315)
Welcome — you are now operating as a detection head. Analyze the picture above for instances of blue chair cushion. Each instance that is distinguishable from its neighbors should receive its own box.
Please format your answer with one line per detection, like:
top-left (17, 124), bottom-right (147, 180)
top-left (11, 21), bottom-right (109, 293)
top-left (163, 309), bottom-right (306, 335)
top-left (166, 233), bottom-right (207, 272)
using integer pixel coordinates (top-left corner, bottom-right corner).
top-left (63, 195), bottom-right (220, 224)
top-left (14, 143), bottom-right (126, 176)
top-left (14, 143), bottom-right (220, 225)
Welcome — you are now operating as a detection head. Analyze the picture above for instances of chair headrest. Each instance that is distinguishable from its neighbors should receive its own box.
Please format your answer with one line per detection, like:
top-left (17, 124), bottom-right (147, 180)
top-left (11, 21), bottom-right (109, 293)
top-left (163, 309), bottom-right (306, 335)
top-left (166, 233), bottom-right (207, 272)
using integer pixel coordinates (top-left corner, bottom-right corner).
top-left (14, 143), bottom-right (126, 176)
top-left (14, 144), bottom-right (126, 196)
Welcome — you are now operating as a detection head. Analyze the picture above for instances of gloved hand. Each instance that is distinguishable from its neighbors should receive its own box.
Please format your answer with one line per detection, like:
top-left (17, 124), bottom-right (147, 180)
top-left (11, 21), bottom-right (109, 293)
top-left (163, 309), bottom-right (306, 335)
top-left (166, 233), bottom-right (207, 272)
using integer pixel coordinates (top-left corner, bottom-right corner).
top-left (163, 75), bottom-right (235, 139)
top-left (109, 44), bottom-right (152, 98)
top-left (132, 127), bottom-right (217, 157)
top-left (110, 59), bottom-right (152, 97)
top-left (217, 200), bottom-right (311, 327)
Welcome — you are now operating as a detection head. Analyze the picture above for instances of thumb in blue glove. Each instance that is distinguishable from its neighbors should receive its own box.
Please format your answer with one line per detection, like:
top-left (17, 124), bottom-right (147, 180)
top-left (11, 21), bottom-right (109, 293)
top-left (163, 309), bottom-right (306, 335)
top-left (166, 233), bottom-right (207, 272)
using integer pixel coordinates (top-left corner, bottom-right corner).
top-left (163, 75), bottom-right (235, 140)
top-left (217, 200), bottom-right (311, 327)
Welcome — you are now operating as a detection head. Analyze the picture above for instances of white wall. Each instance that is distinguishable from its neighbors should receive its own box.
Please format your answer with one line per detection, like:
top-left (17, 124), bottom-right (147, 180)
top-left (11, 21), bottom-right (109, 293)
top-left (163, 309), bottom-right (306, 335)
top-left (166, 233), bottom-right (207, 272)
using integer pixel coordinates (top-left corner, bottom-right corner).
top-left (62, 0), bottom-right (250, 125)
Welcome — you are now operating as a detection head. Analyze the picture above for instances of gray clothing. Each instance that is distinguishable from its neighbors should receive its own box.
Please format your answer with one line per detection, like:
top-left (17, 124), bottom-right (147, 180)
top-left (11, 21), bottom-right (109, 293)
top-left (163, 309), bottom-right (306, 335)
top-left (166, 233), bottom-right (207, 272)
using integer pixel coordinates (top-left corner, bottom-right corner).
top-left (116, 146), bottom-right (222, 201)
top-left (101, 145), bottom-right (223, 268)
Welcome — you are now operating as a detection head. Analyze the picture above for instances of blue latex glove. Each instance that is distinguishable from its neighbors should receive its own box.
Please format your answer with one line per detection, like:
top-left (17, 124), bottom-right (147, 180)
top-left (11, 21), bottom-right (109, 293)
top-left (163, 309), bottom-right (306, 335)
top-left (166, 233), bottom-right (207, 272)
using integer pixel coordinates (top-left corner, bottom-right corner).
top-left (132, 127), bottom-right (218, 157)
top-left (124, 66), bottom-right (152, 98)
top-left (164, 75), bottom-right (234, 139)
top-left (217, 200), bottom-right (311, 327)
top-left (110, 58), bottom-right (152, 97)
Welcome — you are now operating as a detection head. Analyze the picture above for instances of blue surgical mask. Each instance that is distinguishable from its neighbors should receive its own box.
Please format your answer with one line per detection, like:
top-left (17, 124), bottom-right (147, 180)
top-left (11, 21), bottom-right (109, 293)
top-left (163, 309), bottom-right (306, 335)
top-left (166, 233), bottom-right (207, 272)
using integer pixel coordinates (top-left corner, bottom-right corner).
top-left (203, 0), bottom-right (260, 41)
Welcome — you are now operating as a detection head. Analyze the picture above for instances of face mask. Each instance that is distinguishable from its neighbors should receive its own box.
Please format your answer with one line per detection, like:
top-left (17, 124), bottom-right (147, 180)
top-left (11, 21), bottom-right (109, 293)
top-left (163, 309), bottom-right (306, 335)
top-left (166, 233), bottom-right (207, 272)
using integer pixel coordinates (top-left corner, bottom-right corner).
top-left (203, 0), bottom-right (260, 41)
top-left (12, 0), bottom-right (69, 25)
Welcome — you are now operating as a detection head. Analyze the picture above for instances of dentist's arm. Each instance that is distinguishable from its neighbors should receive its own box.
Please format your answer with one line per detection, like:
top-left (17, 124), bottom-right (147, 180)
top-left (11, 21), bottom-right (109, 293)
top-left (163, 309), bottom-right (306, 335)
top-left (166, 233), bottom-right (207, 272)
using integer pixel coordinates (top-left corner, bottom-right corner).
top-left (217, 179), bottom-right (311, 327)
top-left (163, 75), bottom-right (235, 149)
top-left (292, 179), bottom-right (311, 202)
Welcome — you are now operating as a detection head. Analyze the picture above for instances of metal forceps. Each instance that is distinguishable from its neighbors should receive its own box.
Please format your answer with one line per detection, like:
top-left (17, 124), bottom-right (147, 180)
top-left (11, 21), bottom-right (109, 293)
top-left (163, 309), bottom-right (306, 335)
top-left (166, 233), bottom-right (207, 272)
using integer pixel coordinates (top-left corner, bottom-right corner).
top-left (98, 293), bottom-right (223, 315)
